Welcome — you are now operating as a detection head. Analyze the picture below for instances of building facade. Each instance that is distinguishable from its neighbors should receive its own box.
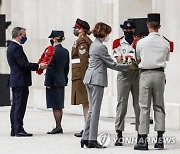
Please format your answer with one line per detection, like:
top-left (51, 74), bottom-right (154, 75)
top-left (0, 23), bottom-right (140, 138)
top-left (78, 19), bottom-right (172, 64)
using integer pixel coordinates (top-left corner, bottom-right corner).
top-left (0, 0), bottom-right (179, 129)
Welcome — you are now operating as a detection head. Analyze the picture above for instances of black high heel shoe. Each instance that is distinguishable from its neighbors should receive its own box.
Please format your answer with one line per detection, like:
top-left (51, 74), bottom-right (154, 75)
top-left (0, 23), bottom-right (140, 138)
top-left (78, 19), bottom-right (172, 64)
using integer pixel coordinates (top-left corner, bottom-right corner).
top-left (80, 139), bottom-right (89, 148)
top-left (88, 140), bottom-right (106, 148)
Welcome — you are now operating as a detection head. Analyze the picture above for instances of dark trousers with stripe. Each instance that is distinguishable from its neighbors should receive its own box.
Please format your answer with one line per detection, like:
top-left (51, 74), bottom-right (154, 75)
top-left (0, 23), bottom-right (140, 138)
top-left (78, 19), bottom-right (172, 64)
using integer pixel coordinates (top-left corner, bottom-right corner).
top-left (10, 87), bottom-right (29, 133)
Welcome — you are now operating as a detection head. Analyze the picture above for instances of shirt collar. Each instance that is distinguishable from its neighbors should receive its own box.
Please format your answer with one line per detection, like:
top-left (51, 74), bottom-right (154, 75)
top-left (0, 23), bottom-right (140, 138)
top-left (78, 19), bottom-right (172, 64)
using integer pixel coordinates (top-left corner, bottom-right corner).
top-left (12, 39), bottom-right (21, 46)
top-left (54, 42), bottom-right (61, 46)
top-left (148, 32), bottom-right (160, 36)
top-left (121, 37), bottom-right (129, 44)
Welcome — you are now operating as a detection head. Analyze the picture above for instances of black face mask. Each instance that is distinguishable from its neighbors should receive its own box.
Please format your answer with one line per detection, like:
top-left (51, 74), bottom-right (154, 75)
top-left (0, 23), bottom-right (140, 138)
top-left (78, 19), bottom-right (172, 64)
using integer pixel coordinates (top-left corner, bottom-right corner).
top-left (50, 39), bottom-right (54, 46)
top-left (124, 31), bottom-right (134, 37)
top-left (73, 29), bottom-right (79, 37)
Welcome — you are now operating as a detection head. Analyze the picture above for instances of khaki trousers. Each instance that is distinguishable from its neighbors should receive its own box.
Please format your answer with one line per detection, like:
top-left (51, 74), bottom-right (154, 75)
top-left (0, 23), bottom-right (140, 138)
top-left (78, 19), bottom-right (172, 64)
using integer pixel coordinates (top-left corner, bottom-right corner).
top-left (115, 71), bottom-right (140, 131)
top-left (138, 71), bottom-right (166, 134)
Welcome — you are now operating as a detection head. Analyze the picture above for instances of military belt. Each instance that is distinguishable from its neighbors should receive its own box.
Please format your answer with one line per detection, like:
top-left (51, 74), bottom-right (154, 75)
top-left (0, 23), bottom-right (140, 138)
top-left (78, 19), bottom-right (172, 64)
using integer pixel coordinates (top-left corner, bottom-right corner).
top-left (71, 58), bottom-right (90, 64)
top-left (72, 58), bottom-right (80, 64)
top-left (141, 67), bottom-right (164, 72)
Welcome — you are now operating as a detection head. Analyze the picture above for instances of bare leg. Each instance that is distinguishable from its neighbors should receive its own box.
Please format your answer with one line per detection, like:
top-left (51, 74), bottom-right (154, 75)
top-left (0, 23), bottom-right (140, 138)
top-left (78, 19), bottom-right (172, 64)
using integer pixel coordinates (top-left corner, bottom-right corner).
top-left (74, 103), bottom-right (89, 137)
top-left (82, 103), bottom-right (89, 122)
top-left (52, 108), bottom-right (63, 128)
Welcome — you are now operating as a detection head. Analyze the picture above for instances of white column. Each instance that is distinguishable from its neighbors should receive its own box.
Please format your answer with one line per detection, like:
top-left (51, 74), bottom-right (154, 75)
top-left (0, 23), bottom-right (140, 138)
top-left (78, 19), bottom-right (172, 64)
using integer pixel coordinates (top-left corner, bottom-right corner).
top-left (152, 0), bottom-right (180, 129)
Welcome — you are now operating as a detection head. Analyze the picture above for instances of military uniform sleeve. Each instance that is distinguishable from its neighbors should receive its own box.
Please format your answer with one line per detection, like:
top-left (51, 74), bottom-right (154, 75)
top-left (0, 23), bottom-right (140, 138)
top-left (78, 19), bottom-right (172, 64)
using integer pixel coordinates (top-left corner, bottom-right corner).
top-left (136, 41), bottom-right (141, 61)
top-left (44, 55), bottom-right (55, 87)
top-left (166, 46), bottom-right (170, 61)
top-left (77, 42), bottom-right (89, 79)
top-left (64, 51), bottom-right (70, 85)
top-left (112, 39), bottom-right (122, 57)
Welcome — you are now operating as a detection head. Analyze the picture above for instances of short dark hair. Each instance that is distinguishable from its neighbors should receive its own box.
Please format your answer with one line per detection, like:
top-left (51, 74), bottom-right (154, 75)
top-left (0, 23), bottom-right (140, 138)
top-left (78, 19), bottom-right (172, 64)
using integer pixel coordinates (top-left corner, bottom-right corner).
top-left (12, 27), bottom-right (26, 38)
top-left (92, 22), bottom-right (112, 38)
top-left (147, 22), bottom-right (160, 30)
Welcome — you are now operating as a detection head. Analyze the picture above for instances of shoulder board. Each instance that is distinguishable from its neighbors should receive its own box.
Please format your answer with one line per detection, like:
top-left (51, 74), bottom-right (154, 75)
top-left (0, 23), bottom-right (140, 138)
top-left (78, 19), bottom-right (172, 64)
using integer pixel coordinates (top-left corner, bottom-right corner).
top-left (163, 36), bottom-right (174, 52)
top-left (112, 36), bottom-right (124, 49)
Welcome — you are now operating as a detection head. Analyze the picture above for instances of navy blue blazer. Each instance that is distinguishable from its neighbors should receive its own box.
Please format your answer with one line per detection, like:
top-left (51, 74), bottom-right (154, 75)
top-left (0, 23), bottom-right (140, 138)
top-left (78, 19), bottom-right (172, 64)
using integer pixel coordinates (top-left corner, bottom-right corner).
top-left (44, 44), bottom-right (69, 87)
top-left (7, 41), bottom-right (39, 87)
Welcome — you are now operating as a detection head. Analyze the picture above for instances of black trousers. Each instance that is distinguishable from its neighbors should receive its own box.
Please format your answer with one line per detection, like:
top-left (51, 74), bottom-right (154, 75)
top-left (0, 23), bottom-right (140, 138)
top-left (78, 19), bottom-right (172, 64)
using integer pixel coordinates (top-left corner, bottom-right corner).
top-left (10, 87), bottom-right (29, 133)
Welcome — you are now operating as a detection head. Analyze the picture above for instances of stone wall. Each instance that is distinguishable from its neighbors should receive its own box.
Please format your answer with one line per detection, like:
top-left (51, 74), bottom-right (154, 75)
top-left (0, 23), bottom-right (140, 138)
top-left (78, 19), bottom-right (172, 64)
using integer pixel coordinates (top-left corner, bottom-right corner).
top-left (2, 0), bottom-right (179, 129)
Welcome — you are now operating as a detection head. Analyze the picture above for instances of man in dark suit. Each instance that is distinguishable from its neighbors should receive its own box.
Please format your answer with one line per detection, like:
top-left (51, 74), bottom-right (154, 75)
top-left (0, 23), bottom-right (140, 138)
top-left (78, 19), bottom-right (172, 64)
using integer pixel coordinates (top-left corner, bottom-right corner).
top-left (7, 27), bottom-right (47, 137)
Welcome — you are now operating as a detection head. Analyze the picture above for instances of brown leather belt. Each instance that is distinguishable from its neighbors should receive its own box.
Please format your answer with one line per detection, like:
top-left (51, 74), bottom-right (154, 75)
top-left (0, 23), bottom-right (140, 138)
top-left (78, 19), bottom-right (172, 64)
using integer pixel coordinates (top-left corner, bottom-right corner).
top-left (141, 67), bottom-right (164, 72)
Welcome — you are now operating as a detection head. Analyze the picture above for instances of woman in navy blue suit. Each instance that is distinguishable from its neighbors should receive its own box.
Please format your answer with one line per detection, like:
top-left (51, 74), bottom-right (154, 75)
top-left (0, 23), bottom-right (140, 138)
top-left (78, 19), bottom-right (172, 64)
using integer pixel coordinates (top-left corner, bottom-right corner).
top-left (44, 30), bottom-right (69, 134)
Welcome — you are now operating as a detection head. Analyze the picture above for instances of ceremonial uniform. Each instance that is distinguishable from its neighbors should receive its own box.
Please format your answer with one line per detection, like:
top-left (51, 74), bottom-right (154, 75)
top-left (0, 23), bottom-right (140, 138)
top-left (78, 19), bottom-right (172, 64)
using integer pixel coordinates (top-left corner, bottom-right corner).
top-left (134, 13), bottom-right (173, 151)
top-left (71, 34), bottom-right (92, 105)
top-left (137, 32), bottom-right (170, 134)
top-left (113, 35), bottom-right (140, 132)
top-left (113, 21), bottom-right (140, 143)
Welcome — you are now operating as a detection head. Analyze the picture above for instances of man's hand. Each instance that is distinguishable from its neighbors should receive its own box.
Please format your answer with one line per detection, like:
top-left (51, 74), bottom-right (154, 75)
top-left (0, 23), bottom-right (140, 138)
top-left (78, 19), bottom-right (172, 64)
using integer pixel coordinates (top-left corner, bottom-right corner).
top-left (40, 63), bottom-right (48, 69)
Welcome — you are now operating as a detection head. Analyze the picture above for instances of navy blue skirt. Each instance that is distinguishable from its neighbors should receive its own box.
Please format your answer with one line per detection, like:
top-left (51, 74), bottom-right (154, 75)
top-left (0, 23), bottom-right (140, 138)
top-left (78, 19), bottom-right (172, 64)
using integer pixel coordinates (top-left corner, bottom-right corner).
top-left (46, 86), bottom-right (65, 109)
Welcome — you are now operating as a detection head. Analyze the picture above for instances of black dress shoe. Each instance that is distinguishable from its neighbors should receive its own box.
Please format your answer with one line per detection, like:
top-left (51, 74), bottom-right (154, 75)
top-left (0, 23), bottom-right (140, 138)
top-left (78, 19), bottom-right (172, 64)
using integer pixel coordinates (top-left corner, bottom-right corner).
top-left (15, 131), bottom-right (33, 137)
top-left (74, 130), bottom-right (83, 137)
top-left (47, 128), bottom-right (63, 134)
top-left (10, 131), bottom-right (15, 137)
top-left (80, 139), bottom-right (89, 148)
top-left (88, 140), bottom-right (106, 148)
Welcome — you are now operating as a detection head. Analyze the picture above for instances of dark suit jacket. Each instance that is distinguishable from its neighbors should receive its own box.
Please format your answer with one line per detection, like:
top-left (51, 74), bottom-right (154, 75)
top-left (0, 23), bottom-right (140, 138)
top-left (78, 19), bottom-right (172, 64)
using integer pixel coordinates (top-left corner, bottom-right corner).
top-left (7, 41), bottom-right (39, 87)
top-left (44, 44), bottom-right (69, 87)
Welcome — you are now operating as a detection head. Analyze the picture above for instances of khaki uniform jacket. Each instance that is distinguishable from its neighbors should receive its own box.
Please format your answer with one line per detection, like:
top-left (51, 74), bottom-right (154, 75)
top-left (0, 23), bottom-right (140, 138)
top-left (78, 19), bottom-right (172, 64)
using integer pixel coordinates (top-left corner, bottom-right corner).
top-left (71, 34), bottom-right (92, 105)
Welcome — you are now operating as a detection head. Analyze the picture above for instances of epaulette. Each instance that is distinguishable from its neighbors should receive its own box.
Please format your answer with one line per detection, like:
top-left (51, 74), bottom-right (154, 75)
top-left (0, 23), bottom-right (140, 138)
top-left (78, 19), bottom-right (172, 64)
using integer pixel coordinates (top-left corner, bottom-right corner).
top-left (132, 36), bottom-right (140, 49)
top-left (112, 36), bottom-right (124, 49)
top-left (163, 36), bottom-right (174, 52)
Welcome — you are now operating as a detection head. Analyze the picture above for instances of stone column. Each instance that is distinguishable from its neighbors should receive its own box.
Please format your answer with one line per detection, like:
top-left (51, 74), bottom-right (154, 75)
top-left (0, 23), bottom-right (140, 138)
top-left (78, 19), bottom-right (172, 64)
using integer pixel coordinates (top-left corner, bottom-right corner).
top-left (152, 0), bottom-right (180, 129)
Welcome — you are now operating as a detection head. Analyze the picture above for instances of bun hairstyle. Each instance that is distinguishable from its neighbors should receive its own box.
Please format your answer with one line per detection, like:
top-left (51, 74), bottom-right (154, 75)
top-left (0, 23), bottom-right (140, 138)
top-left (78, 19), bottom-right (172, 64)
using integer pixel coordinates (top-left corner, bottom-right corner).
top-left (85, 29), bottom-right (92, 35)
top-left (56, 36), bottom-right (65, 42)
top-left (92, 22), bottom-right (112, 38)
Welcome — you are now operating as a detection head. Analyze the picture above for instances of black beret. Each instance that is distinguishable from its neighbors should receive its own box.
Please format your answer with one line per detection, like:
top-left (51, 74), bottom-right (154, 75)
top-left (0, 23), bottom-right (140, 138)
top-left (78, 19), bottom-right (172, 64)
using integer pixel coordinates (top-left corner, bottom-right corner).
top-left (147, 13), bottom-right (160, 22)
top-left (48, 30), bottom-right (64, 38)
top-left (120, 20), bottom-right (136, 29)
top-left (73, 18), bottom-right (90, 30)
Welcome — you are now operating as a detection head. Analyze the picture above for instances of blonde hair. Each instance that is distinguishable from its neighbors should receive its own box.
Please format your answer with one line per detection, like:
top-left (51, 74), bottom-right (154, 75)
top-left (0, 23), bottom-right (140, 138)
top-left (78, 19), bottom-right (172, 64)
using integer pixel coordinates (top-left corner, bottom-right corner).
top-left (92, 22), bottom-right (112, 38)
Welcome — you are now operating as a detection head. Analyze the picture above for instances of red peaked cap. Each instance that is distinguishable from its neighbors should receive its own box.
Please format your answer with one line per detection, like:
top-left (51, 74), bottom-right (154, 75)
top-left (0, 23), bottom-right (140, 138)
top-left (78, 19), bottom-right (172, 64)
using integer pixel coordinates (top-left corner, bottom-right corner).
top-left (73, 18), bottom-right (90, 30)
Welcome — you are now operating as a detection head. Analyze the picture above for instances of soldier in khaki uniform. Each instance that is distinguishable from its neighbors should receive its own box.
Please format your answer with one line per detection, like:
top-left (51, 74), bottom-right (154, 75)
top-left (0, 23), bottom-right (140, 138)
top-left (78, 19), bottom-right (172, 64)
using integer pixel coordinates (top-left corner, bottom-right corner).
top-left (71, 18), bottom-right (92, 137)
